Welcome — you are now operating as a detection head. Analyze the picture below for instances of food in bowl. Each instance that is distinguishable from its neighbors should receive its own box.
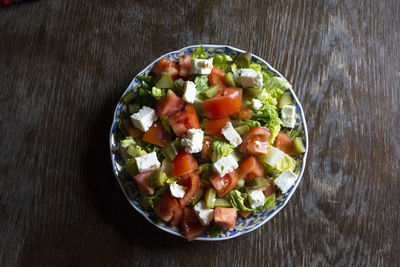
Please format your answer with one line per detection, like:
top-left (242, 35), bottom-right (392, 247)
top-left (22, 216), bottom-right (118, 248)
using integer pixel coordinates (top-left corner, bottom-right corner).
top-left (113, 46), bottom-right (306, 241)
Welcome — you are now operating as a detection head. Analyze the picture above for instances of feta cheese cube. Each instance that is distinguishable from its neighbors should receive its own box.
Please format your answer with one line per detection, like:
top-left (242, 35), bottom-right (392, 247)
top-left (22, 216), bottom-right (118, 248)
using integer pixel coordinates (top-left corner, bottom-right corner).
top-left (239, 68), bottom-right (263, 88)
top-left (246, 188), bottom-right (266, 209)
top-left (130, 106), bottom-right (158, 132)
top-left (135, 152), bottom-right (161, 172)
top-left (251, 98), bottom-right (263, 110)
top-left (221, 122), bottom-right (242, 148)
top-left (170, 182), bottom-right (186, 198)
top-left (181, 128), bottom-right (204, 153)
top-left (191, 58), bottom-right (213, 75)
top-left (281, 105), bottom-right (296, 128)
top-left (274, 169), bottom-right (297, 194)
top-left (183, 81), bottom-right (197, 103)
top-left (213, 153), bottom-right (239, 177)
top-left (193, 200), bottom-right (215, 226)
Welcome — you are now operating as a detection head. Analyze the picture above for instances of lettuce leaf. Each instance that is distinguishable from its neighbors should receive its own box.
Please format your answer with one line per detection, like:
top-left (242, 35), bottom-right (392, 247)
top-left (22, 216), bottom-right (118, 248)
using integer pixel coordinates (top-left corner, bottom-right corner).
top-left (213, 54), bottom-right (233, 72)
top-left (212, 141), bottom-right (234, 162)
top-left (191, 46), bottom-right (207, 59)
top-left (263, 77), bottom-right (292, 91)
top-left (258, 146), bottom-right (296, 173)
top-left (268, 118), bottom-right (282, 144)
top-left (151, 87), bottom-right (166, 100)
top-left (229, 190), bottom-right (253, 211)
top-left (194, 75), bottom-right (209, 92)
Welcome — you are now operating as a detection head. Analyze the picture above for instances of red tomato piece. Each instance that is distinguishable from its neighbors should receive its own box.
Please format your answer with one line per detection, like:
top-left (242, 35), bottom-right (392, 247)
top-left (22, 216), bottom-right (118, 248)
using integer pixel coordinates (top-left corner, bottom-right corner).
top-left (142, 120), bottom-right (170, 147)
top-left (201, 136), bottom-right (214, 160)
top-left (152, 57), bottom-right (179, 80)
top-left (156, 89), bottom-right (186, 117)
top-left (181, 207), bottom-right (208, 241)
top-left (214, 207), bottom-right (237, 229)
top-left (205, 117), bottom-right (230, 138)
top-left (178, 55), bottom-right (192, 79)
top-left (209, 67), bottom-right (227, 91)
top-left (121, 119), bottom-right (142, 138)
top-left (238, 210), bottom-right (251, 218)
top-left (178, 172), bottom-right (200, 207)
top-left (171, 150), bottom-right (198, 177)
top-left (154, 193), bottom-right (183, 227)
top-left (169, 105), bottom-right (200, 137)
top-left (237, 108), bottom-right (253, 120)
top-left (261, 178), bottom-right (276, 197)
top-left (134, 170), bottom-right (155, 195)
top-left (237, 156), bottom-right (265, 181)
top-left (203, 87), bottom-right (242, 119)
top-left (209, 170), bottom-right (239, 198)
top-left (274, 131), bottom-right (296, 156)
top-left (238, 127), bottom-right (270, 156)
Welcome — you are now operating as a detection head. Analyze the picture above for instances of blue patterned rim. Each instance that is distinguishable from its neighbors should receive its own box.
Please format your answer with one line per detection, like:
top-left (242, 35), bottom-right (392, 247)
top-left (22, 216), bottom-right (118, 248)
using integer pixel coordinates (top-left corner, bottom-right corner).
top-left (109, 45), bottom-right (308, 241)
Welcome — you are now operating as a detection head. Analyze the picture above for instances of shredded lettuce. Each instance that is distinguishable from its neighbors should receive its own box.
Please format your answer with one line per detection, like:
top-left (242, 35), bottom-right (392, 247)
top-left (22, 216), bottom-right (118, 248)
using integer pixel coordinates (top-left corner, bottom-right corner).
top-left (191, 46), bottom-right (207, 59)
top-left (194, 75), bottom-right (209, 92)
top-left (197, 163), bottom-right (214, 181)
top-left (160, 116), bottom-right (171, 134)
top-left (212, 54), bottom-right (233, 72)
top-left (119, 137), bottom-right (147, 163)
top-left (240, 119), bottom-right (261, 129)
top-left (208, 224), bottom-right (224, 237)
top-left (263, 76), bottom-right (292, 91)
top-left (140, 186), bottom-right (168, 210)
top-left (126, 157), bottom-right (139, 178)
top-left (212, 141), bottom-right (234, 162)
top-left (249, 63), bottom-right (262, 72)
top-left (258, 146), bottom-right (296, 173)
top-left (268, 118), bottom-right (282, 144)
top-left (262, 194), bottom-right (276, 210)
top-left (229, 190), bottom-right (253, 211)
top-left (172, 79), bottom-right (185, 96)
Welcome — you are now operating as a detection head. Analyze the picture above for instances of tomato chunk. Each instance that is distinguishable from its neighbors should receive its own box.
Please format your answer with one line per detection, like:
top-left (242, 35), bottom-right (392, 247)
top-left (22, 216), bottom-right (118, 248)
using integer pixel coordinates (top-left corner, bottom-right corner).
top-left (238, 127), bottom-right (270, 156)
top-left (181, 207), bottom-right (208, 241)
top-left (214, 207), bottom-right (237, 229)
top-left (178, 55), bottom-right (192, 79)
top-left (134, 170), bottom-right (155, 195)
top-left (142, 120), bottom-right (170, 147)
top-left (154, 193), bottom-right (183, 227)
top-left (178, 172), bottom-right (200, 207)
top-left (209, 170), bottom-right (239, 198)
top-left (152, 57), bottom-right (179, 80)
top-left (156, 90), bottom-right (186, 117)
top-left (237, 156), bottom-right (265, 181)
top-left (171, 150), bottom-right (198, 177)
top-left (201, 136), bottom-right (214, 160)
top-left (121, 119), bottom-right (142, 138)
top-left (274, 131), bottom-right (295, 156)
top-left (261, 178), bottom-right (276, 197)
top-left (238, 210), bottom-right (251, 218)
top-left (169, 105), bottom-right (200, 137)
top-left (209, 67), bottom-right (227, 91)
top-left (203, 87), bottom-right (242, 119)
top-left (205, 117), bottom-right (230, 138)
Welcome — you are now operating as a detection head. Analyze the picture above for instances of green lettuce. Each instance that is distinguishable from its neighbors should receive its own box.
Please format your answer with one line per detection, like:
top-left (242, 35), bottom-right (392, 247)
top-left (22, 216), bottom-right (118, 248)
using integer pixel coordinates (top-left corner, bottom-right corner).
top-left (119, 137), bottom-right (147, 163)
top-left (213, 54), bottom-right (233, 72)
top-left (258, 146), bottom-right (296, 173)
top-left (172, 79), bottom-right (185, 96)
top-left (263, 76), bottom-right (292, 91)
top-left (229, 190), bottom-right (253, 211)
top-left (191, 46), bottom-right (207, 59)
top-left (126, 157), bottom-right (139, 178)
top-left (268, 118), bottom-right (282, 144)
top-left (249, 63), bottom-right (262, 72)
top-left (151, 87), bottom-right (166, 100)
top-left (212, 141), bottom-right (234, 162)
top-left (140, 186), bottom-right (168, 210)
top-left (194, 75), bottom-right (209, 92)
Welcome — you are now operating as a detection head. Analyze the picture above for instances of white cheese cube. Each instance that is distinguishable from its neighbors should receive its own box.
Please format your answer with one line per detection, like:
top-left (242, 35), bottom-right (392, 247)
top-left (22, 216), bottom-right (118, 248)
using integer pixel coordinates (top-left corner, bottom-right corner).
top-left (191, 58), bottom-right (213, 75)
top-left (170, 182), bottom-right (186, 198)
top-left (274, 169), bottom-right (297, 194)
top-left (246, 188), bottom-right (266, 209)
top-left (281, 105), bottom-right (296, 128)
top-left (183, 81), bottom-right (197, 103)
top-left (213, 153), bottom-right (239, 177)
top-left (239, 68), bottom-right (263, 88)
top-left (135, 152), bottom-right (161, 172)
top-left (193, 200), bottom-right (215, 226)
top-left (221, 122), bottom-right (242, 148)
top-left (251, 98), bottom-right (263, 110)
top-left (181, 128), bottom-right (204, 153)
top-left (130, 106), bottom-right (158, 132)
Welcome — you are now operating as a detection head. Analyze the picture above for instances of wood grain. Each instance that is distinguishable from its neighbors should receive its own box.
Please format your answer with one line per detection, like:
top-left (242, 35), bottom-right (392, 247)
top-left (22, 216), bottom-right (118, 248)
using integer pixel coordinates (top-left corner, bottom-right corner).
top-left (0, 0), bottom-right (399, 266)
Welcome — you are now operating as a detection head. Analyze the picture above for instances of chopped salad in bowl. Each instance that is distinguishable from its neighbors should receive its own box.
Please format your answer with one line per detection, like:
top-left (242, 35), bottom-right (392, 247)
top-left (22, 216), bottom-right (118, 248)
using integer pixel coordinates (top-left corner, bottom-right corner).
top-left (110, 45), bottom-right (308, 241)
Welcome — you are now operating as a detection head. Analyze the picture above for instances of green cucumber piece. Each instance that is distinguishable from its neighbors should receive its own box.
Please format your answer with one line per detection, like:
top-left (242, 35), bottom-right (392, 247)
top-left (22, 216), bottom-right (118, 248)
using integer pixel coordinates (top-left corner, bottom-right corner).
top-left (235, 52), bottom-right (252, 68)
top-left (121, 91), bottom-right (135, 104)
top-left (161, 142), bottom-right (178, 161)
top-left (155, 72), bottom-right (174, 89)
top-left (201, 85), bottom-right (219, 98)
top-left (278, 92), bottom-right (292, 109)
top-left (234, 125), bottom-right (250, 136)
top-left (204, 188), bottom-right (216, 208)
top-left (223, 72), bottom-right (236, 87)
top-left (214, 198), bottom-right (232, 207)
top-left (247, 177), bottom-right (269, 189)
top-left (293, 137), bottom-right (306, 153)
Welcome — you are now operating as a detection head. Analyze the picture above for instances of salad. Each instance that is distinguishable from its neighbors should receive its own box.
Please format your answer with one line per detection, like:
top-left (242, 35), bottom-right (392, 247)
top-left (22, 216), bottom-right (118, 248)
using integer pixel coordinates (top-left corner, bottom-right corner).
top-left (115, 46), bottom-right (306, 241)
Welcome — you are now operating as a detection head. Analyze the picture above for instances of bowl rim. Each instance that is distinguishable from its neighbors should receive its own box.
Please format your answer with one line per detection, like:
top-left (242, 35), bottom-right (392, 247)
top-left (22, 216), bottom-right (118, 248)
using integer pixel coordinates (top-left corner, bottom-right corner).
top-left (109, 44), bottom-right (308, 241)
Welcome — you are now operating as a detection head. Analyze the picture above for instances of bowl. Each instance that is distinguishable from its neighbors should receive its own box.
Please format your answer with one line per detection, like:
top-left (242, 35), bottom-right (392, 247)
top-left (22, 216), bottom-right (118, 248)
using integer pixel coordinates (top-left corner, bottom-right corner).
top-left (109, 45), bottom-right (308, 240)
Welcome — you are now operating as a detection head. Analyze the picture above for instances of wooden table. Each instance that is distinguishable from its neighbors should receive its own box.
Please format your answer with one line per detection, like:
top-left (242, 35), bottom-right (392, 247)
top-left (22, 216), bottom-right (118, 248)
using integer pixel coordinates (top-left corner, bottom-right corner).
top-left (1, 1), bottom-right (399, 266)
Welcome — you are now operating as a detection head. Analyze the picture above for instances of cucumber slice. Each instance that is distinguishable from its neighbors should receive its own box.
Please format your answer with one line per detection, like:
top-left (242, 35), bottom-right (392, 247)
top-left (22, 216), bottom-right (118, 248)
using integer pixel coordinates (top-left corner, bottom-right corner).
top-left (223, 72), bottom-right (236, 87)
top-left (235, 52), bottom-right (252, 68)
top-left (293, 137), bottom-right (306, 153)
top-left (155, 72), bottom-right (174, 88)
top-left (201, 85), bottom-right (219, 98)
top-left (204, 188), bottom-right (216, 208)
top-left (234, 125), bottom-right (249, 136)
top-left (278, 92), bottom-right (292, 109)
top-left (214, 198), bottom-right (232, 207)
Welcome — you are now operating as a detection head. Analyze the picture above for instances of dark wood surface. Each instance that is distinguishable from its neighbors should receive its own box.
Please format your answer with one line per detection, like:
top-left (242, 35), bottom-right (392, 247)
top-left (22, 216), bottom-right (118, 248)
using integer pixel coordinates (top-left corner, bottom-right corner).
top-left (1, 0), bottom-right (399, 266)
